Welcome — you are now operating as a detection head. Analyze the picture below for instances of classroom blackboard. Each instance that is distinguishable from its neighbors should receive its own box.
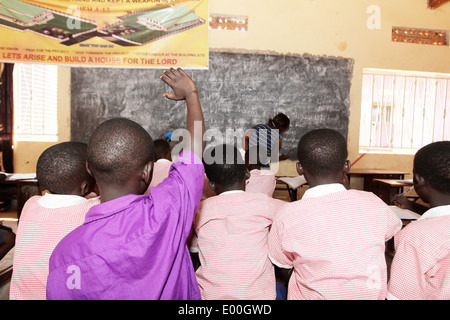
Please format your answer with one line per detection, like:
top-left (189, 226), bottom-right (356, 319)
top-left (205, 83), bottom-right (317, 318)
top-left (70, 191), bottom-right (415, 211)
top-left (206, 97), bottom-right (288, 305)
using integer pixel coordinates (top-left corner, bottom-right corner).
top-left (71, 51), bottom-right (353, 160)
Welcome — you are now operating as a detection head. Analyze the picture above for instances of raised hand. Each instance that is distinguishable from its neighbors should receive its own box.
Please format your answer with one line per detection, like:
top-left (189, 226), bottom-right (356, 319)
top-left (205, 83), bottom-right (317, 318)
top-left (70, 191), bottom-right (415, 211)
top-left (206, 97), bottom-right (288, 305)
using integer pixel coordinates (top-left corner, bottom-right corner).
top-left (160, 68), bottom-right (198, 101)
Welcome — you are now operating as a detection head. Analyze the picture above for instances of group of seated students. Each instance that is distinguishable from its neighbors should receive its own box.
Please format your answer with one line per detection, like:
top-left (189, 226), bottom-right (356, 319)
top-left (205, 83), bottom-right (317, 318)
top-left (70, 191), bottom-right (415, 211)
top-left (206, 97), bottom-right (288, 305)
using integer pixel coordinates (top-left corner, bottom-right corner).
top-left (7, 68), bottom-right (450, 300)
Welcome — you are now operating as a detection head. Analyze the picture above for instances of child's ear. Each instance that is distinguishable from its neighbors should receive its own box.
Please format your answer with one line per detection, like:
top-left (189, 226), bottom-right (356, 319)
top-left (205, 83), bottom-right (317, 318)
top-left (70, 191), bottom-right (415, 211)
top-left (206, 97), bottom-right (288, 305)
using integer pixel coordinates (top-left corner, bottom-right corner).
top-left (80, 179), bottom-right (93, 197)
top-left (81, 161), bottom-right (96, 197)
top-left (209, 181), bottom-right (216, 193)
top-left (343, 160), bottom-right (351, 174)
top-left (413, 172), bottom-right (429, 203)
top-left (296, 162), bottom-right (304, 175)
top-left (244, 168), bottom-right (251, 181)
top-left (413, 172), bottom-right (426, 189)
top-left (86, 160), bottom-right (92, 176)
top-left (142, 161), bottom-right (154, 184)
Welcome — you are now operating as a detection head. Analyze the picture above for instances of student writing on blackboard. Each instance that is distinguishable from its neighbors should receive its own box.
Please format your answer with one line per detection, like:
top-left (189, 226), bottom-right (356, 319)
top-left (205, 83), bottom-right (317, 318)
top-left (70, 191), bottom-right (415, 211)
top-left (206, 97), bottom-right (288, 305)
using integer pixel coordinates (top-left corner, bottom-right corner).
top-left (46, 68), bottom-right (205, 300)
top-left (244, 113), bottom-right (290, 167)
top-left (387, 141), bottom-right (450, 300)
top-left (268, 129), bottom-right (402, 300)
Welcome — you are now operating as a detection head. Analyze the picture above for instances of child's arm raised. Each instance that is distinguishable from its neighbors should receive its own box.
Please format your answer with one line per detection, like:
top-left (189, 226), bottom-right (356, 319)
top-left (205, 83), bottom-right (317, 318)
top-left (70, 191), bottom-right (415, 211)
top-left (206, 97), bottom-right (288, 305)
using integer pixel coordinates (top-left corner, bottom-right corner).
top-left (161, 68), bottom-right (205, 159)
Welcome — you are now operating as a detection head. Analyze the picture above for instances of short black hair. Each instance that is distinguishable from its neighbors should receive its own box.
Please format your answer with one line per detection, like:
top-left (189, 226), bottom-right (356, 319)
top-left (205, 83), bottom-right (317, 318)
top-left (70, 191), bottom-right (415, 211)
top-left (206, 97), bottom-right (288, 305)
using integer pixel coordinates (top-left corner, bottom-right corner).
top-left (87, 118), bottom-right (154, 185)
top-left (203, 144), bottom-right (247, 188)
top-left (36, 141), bottom-right (91, 194)
top-left (269, 113), bottom-right (290, 131)
top-left (297, 128), bottom-right (348, 178)
top-left (414, 141), bottom-right (450, 194)
top-left (153, 139), bottom-right (171, 161)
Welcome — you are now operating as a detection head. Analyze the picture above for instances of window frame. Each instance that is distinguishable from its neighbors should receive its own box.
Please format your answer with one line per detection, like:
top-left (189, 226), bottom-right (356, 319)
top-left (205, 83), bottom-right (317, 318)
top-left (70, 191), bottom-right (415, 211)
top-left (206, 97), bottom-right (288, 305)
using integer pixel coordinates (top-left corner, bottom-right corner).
top-left (12, 63), bottom-right (59, 142)
top-left (359, 68), bottom-right (450, 155)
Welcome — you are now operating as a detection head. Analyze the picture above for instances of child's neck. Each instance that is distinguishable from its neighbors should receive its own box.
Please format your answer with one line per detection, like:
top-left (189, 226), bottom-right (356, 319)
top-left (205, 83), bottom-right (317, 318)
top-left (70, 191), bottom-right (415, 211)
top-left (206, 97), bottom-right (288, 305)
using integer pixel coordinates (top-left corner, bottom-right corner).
top-left (97, 182), bottom-right (146, 203)
top-left (215, 182), bottom-right (246, 195)
top-left (307, 176), bottom-right (341, 189)
top-left (427, 192), bottom-right (450, 208)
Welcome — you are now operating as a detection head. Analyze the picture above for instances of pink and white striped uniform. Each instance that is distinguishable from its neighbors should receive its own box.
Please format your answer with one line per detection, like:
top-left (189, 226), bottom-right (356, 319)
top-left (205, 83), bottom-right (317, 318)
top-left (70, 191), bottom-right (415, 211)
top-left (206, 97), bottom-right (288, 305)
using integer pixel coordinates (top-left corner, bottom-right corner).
top-left (9, 194), bottom-right (100, 300)
top-left (148, 159), bottom-right (172, 189)
top-left (191, 190), bottom-right (286, 300)
top-left (245, 169), bottom-right (276, 197)
top-left (269, 183), bottom-right (402, 300)
top-left (387, 205), bottom-right (450, 300)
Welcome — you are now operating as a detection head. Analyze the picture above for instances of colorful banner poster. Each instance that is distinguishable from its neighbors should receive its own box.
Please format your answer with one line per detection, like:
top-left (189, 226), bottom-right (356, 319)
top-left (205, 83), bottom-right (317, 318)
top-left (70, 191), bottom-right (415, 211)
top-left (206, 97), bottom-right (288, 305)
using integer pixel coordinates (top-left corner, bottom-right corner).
top-left (0, 0), bottom-right (208, 68)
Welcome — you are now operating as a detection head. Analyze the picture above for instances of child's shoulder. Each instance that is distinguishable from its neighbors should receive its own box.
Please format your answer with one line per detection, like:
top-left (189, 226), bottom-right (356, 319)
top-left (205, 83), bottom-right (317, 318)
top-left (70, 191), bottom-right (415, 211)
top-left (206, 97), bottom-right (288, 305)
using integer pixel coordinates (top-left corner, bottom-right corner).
top-left (346, 189), bottom-right (389, 202)
top-left (250, 169), bottom-right (275, 176)
top-left (21, 195), bottom-right (43, 211)
top-left (200, 191), bottom-right (286, 207)
top-left (276, 189), bottom-right (387, 215)
top-left (398, 213), bottom-right (450, 243)
top-left (324, 188), bottom-right (389, 207)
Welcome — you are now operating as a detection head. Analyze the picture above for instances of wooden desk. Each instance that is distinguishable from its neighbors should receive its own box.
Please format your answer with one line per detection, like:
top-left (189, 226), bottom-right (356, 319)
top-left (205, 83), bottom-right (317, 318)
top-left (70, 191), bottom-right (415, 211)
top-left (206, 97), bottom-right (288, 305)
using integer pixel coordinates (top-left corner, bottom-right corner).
top-left (275, 176), bottom-right (307, 201)
top-left (348, 169), bottom-right (409, 191)
top-left (275, 181), bottom-right (298, 201)
top-left (0, 179), bottom-right (40, 219)
top-left (371, 179), bottom-right (413, 204)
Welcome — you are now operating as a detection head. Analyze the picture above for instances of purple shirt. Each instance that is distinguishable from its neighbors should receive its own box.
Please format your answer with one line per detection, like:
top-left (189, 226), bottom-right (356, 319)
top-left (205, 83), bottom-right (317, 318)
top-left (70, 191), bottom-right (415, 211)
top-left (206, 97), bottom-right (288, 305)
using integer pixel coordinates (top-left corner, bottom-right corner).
top-left (46, 151), bottom-right (204, 300)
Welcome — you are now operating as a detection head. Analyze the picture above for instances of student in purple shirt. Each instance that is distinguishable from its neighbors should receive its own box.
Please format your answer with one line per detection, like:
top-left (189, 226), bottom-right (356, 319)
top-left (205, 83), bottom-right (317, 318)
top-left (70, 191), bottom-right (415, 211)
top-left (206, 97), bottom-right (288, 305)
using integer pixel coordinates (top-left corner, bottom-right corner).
top-left (46, 68), bottom-right (205, 300)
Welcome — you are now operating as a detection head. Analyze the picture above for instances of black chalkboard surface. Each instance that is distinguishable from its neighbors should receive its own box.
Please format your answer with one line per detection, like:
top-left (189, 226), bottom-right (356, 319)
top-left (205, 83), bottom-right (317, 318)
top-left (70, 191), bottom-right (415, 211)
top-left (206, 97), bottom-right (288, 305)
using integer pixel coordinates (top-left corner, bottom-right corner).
top-left (71, 51), bottom-right (353, 160)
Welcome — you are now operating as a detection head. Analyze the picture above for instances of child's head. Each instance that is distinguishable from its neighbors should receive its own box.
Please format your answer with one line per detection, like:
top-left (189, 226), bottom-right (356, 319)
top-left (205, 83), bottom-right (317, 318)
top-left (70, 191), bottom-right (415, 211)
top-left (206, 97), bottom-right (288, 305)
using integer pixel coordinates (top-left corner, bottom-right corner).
top-left (87, 118), bottom-right (154, 197)
top-left (269, 113), bottom-right (290, 134)
top-left (413, 141), bottom-right (450, 204)
top-left (203, 144), bottom-right (249, 194)
top-left (153, 139), bottom-right (171, 161)
top-left (37, 141), bottom-right (95, 196)
top-left (296, 128), bottom-right (349, 186)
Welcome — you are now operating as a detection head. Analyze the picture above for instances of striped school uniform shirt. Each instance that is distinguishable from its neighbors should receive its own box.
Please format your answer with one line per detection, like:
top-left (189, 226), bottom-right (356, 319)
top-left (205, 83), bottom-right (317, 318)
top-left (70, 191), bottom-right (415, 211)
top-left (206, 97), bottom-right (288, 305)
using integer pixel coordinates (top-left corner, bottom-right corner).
top-left (387, 205), bottom-right (450, 300)
top-left (148, 159), bottom-right (172, 189)
top-left (245, 169), bottom-right (276, 197)
top-left (9, 194), bottom-right (100, 300)
top-left (192, 190), bottom-right (286, 300)
top-left (269, 183), bottom-right (402, 300)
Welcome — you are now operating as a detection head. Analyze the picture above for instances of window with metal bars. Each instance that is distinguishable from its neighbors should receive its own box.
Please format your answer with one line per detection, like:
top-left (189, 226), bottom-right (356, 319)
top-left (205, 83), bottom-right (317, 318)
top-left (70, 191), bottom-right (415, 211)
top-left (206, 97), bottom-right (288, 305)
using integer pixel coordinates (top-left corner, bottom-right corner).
top-left (359, 68), bottom-right (450, 154)
top-left (13, 63), bottom-right (58, 142)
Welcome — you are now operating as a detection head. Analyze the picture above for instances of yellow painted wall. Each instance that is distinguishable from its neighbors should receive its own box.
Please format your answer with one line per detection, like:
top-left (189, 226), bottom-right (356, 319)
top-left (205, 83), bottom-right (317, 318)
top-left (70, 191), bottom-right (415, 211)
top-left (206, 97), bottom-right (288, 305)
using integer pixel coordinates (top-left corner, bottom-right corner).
top-left (13, 0), bottom-right (450, 183)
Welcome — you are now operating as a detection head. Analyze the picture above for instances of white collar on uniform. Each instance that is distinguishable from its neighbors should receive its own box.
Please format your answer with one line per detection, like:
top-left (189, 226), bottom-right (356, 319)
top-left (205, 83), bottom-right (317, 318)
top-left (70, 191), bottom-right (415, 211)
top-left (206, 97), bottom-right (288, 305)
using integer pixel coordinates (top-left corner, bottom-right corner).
top-left (156, 158), bottom-right (171, 163)
top-left (219, 190), bottom-right (245, 195)
top-left (38, 193), bottom-right (90, 209)
top-left (302, 183), bottom-right (347, 199)
top-left (418, 204), bottom-right (450, 221)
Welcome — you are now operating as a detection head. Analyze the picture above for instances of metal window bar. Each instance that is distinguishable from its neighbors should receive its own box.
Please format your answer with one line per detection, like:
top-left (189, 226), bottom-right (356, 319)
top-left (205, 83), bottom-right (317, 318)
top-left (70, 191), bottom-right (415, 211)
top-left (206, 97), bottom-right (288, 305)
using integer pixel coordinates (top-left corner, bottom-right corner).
top-left (443, 80), bottom-right (449, 139)
top-left (14, 64), bottom-right (58, 140)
